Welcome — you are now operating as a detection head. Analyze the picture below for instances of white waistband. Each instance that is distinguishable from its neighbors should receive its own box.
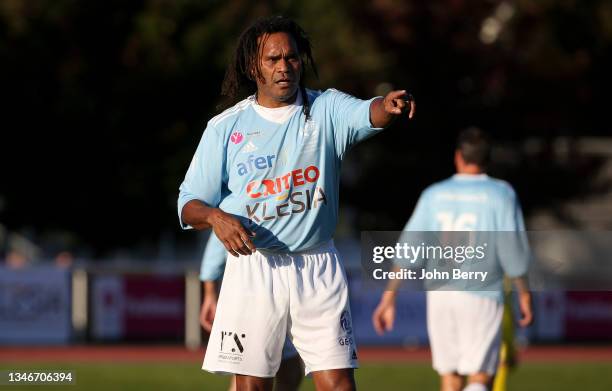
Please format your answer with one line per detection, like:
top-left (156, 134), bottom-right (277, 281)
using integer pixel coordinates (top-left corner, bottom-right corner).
top-left (257, 240), bottom-right (335, 258)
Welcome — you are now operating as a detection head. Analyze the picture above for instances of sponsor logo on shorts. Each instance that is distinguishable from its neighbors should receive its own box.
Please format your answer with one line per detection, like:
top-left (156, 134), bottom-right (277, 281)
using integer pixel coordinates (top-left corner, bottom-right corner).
top-left (338, 336), bottom-right (353, 346)
top-left (218, 331), bottom-right (246, 363)
top-left (340, 310), bottom-right (353, 335)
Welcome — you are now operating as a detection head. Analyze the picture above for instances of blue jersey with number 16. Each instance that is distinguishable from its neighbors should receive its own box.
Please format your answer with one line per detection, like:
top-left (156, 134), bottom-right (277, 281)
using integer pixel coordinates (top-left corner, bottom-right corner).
top-left (405, 174), bottom-right (528, 302)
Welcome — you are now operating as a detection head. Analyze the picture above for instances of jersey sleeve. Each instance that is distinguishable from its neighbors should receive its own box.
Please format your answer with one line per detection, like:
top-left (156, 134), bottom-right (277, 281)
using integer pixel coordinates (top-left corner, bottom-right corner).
top-left (403, 190), bottom-right (433, 231)
top-left (199, 234), bottom-right (228, 281)
top-left (496, 187), bottom-right (530, 278)
top-left (326, 89), bottom-right (384, 159)
top-left (496, 185), bottom-right (526, 231)
top-left (177, 124), bottom-right (226, 229)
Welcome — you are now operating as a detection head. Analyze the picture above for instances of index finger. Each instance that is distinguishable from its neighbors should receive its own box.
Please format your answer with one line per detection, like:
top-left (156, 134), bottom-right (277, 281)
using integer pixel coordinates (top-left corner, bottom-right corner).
top-left (238, 229), bottom-right (256, 253)
top-left (387, 89), bottom-right (408, 100)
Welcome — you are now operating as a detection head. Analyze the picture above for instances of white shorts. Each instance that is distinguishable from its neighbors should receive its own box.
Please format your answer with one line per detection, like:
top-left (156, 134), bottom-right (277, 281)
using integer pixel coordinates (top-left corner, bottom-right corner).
top-left (427, 291), bottom-right (503, 376)
top-left (203, 241), bottom-right (357, 377)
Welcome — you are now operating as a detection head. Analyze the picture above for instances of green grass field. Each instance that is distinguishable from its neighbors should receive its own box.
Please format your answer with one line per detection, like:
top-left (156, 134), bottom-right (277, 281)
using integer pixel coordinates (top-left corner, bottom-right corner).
top-left (2, 362), bottom-right (611, 390)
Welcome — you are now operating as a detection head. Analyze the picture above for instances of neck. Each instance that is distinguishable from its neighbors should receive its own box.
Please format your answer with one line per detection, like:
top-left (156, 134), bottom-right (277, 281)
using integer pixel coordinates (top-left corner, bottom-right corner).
top-left (256, 91), bottom-right (298, 108)
top-left (457, 165), bottom-right (484, 175)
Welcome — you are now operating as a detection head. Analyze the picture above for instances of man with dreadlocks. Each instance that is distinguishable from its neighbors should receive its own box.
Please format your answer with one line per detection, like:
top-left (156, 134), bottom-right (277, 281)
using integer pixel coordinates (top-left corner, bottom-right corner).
top-left (178, 15), bottom-right (415, 391)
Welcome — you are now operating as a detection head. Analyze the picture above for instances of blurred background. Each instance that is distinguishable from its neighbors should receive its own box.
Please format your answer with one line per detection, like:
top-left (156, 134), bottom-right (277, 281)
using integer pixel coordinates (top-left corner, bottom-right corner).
top-left (1, 0), bottom-right (611, 390)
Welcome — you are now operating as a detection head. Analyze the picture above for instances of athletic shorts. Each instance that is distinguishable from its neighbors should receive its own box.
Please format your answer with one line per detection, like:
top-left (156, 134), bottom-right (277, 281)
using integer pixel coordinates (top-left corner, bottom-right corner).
top-left (203, 240), bottom-right (358, 377)
top-left (427, 291), bottom-right (503, 375)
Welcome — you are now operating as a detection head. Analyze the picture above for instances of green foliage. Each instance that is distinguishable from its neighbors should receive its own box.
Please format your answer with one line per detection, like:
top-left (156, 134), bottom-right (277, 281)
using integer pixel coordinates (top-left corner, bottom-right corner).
top-left (1, 1), bottom-right (610, 254)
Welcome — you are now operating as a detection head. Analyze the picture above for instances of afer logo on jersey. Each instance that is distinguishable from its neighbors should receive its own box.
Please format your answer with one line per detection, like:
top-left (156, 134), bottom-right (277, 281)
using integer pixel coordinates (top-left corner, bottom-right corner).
top-left (236, 154), bottom-right (276, 176)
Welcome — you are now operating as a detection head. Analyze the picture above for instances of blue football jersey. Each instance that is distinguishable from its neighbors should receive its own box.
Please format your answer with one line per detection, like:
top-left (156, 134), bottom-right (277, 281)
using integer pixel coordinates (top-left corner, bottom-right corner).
top-left (405, 174), bottom-right (528, 301)
top-left (199, 234), bottom-right (227, 281)
top-left (179, 89), bottom-right (383, 252)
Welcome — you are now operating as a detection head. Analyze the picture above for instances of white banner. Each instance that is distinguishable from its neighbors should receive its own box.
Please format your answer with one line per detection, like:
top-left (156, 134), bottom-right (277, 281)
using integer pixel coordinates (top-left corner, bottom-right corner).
top-left (0, 266), bottom-right (72, 344)
top-left (91, 275), bottom-right (124, 340)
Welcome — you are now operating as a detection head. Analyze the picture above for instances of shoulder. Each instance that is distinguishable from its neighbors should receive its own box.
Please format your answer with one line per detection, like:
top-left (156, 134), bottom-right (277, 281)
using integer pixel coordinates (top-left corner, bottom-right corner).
top-left (415, 180), bottom-right (449, 204)
top-left (310, 88), bottom-right (355, 106)
top-left (305, 88), bottom-right (323, 103)
top-left (425, 177), bottom-right (455, 196)
top-left (485, 177), bottom-right (518, 202)
top-left (208, 96), bottom-right (254, 130)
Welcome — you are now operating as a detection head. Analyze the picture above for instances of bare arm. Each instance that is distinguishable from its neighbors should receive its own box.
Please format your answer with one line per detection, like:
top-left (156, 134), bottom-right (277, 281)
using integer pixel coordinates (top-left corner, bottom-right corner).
top-left (512, 275), bottom-right (533, 327)
top-left (200, 280), bottom-right (218, 332)
top-left (181, 199), bottom-right (221, 230)
top-left (372, 264), bottom-right (403, 335)
top-left (182, 199), bottom-right (256, 256)
top-left (369, 90), bottom-right (416, 128)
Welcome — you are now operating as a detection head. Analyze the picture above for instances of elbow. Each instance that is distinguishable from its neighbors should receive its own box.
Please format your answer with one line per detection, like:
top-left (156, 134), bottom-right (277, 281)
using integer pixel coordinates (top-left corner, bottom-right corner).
top-left (180, 199), bottom-right (213, 230)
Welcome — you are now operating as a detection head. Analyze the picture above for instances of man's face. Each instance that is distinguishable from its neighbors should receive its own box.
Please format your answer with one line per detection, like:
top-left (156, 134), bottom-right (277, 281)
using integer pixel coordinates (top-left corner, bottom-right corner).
top-left (254, 32), bottom-right (302, 107)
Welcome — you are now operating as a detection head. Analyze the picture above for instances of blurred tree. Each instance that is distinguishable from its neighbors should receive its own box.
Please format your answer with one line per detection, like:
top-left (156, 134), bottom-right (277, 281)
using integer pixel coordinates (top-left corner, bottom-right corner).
top-left (0, 0), bottom-right (610, 257)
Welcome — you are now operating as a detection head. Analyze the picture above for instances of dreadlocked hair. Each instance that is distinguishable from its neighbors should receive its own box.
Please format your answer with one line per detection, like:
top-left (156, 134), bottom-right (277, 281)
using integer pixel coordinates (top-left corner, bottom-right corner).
top-left (220, 15), bottom-right (318, 120)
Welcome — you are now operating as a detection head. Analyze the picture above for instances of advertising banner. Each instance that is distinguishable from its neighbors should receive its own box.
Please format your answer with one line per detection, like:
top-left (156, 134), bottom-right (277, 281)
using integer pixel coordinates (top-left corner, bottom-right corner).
top-left (91, 273), bottom-right (185, 341)
top-left (348, 275), bottom-right (428, 346)
top-left (0, 266), bottom-right (71, 344)
top-left (564, 291), bottom-right (612, 340)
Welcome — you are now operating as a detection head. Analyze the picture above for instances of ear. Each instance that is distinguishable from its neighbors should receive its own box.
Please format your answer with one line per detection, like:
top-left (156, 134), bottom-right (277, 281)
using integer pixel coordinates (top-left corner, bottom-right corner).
top-left (247, 65), bottom-right (256, 81)
top-left (454, 150), bottom-right (463, 168)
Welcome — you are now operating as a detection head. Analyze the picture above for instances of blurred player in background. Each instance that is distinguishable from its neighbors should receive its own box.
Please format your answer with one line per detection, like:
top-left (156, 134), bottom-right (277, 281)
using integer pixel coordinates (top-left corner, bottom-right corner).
top-left (372, 128), bottom-right (533, 391)
top-left (178, 15), bottom-right (415, 391)
top-left (199, 234), bottom-right (303, 391)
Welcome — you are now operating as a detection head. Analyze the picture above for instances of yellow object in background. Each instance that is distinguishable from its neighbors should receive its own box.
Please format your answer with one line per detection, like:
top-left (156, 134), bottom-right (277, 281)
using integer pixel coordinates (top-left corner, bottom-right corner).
top-left (493, 281), bottom-right (517, 391)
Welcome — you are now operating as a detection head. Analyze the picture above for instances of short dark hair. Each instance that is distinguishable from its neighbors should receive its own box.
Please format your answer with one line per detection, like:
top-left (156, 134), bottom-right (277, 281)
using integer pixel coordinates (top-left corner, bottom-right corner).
top-left (457, 127), bottom-right (491, 167)
top-left (220, 15), bottom-right (318, 118)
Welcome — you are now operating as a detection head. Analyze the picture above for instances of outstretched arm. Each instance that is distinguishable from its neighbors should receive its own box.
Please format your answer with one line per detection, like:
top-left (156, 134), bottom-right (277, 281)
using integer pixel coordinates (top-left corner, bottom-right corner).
top-left (370, 90), bottom-right (415, 128)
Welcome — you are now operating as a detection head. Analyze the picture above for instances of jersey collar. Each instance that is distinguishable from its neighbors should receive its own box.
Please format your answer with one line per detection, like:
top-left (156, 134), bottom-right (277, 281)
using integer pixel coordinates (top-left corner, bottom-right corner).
top-left (250, 93), bottom-right (303, 124)
top-left (453, 173), bottom-right (489, 180)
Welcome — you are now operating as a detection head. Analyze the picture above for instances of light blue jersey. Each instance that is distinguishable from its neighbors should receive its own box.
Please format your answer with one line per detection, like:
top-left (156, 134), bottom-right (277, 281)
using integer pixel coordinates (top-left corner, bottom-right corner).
top-left (179, 89), bottom-right (382, 252)
top-left (199, 234), bottom-right (227, 281)
top-left (405, 174), bottom-right (528, 302)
